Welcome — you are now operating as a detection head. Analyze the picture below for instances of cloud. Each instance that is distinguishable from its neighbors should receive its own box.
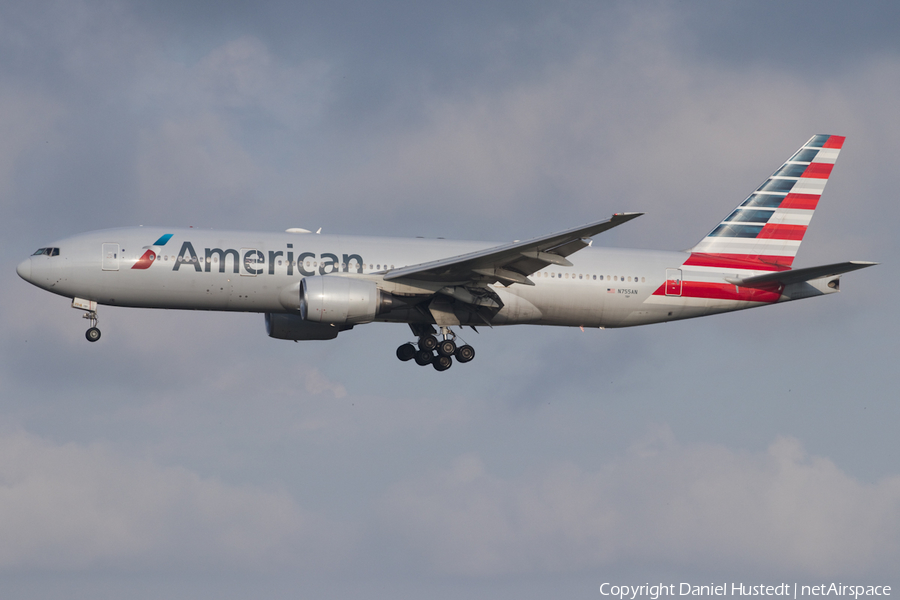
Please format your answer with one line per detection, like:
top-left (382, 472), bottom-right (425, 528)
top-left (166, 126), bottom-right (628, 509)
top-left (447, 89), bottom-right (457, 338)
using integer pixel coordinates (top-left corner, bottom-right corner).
top-left (380, 427), bottom-right (900, 577)
top-left (129, 35), bottom-right (333, 224)
top-left (0, 91), bottom-right (65, 201)
top-left (136, 112), bottom-right (261, 212)
top-left (0, 430), bottom-right (348, 572)
top-left (298, 25), bottom-right (900, 246)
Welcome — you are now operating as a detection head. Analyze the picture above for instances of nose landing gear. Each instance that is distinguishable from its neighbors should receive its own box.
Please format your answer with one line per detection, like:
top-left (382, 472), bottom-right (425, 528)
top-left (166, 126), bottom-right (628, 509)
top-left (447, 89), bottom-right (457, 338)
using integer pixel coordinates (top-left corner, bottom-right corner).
top-left (396, 325), bottom-right (476, 371)
top-left (83, 310), bottom-right (101, 342)
top-left (73, 298), bottom-right (101, 342)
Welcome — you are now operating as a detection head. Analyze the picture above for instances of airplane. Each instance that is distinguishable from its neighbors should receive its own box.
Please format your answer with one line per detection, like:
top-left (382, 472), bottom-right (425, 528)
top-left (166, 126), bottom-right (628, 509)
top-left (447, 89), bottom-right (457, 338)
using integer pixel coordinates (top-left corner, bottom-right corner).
top-left (16, 134), bottom-right (875, 371)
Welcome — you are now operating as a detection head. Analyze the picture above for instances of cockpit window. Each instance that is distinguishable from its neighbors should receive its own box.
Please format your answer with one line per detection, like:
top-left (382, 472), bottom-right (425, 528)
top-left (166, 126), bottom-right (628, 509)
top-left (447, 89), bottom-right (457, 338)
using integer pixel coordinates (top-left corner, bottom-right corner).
top-left (32, 248), bottom-right (46, 256)
top-left (31, 247), bottom-right (60, 256)
top-left (50, 248), bottom-right (59, 256)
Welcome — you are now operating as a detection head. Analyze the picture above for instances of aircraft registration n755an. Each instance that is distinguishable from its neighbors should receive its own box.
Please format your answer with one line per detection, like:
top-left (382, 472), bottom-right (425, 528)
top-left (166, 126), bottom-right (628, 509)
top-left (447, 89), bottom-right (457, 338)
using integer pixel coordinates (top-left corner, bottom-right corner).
top-left (17, 134), bottom-right (875, 371)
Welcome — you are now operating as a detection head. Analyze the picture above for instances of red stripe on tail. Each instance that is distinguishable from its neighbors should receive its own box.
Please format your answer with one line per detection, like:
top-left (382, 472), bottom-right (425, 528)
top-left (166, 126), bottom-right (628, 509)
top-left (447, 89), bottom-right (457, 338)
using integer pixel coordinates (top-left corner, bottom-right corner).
top-left (780, 193), bottom-right (820, 210)
top-left (802, 163), bottom-right (833, 178)
top-left (652, 281), bottom-right (783, 303)
top-left (758, 224), bottom-right (807, 241)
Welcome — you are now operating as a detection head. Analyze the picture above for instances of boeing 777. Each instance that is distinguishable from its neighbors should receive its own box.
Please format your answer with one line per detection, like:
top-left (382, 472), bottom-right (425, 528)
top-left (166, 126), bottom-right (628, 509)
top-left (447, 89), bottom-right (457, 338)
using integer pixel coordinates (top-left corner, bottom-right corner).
top-left (17, 135), bottom-right (875, 371)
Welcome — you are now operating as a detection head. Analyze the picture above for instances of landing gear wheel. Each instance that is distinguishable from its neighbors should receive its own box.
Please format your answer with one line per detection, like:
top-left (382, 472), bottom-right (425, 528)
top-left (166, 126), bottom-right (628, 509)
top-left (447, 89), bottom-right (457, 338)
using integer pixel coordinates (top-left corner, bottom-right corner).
top-left (418, 335), bottom-right (438, 351)
top-left (414, 350), bottom-right (434, 366)
top-left (455, 344), bottom-right (475, 363)
top-left (432, 355), bottom-right (453, 371)
top-left (396, 343), bottom-right (416, 361)
top-left (437, 339), bottom-right (457, 357)
top-left (85, 327), bottom-right (101, 342)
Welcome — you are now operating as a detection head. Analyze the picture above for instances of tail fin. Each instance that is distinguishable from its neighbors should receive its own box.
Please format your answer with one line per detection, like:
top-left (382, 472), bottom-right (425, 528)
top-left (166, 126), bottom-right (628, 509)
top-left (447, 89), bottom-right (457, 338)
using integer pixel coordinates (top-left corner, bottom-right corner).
top-left (688, 134), bottom-right (845, 271)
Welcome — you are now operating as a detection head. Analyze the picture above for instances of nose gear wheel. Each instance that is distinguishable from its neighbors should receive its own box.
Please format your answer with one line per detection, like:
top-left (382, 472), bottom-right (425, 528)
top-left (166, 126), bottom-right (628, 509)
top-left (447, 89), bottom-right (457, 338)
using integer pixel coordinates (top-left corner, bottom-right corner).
top-left (82, 309), bottom-right (101, 343)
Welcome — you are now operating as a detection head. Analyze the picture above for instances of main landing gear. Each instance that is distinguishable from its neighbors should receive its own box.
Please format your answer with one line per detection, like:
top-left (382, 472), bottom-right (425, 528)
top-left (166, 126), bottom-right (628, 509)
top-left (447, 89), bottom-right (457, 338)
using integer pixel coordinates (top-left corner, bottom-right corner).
top-left (396, 326), bottom-right (475, 372)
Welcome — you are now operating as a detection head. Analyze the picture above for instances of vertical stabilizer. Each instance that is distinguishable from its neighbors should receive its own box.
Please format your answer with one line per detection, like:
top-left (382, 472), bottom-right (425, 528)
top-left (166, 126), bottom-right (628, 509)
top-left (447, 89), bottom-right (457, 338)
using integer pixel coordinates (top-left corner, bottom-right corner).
top-left (688, 134), bottom-right (845, 270)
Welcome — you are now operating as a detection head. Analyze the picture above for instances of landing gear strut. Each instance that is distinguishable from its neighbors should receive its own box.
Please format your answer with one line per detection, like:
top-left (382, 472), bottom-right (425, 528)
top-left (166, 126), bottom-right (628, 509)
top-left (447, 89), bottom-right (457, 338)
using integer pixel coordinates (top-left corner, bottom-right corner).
top-left (83, 310), bottom-right (101, 342)
top-left (72, 298), bottom-right (102, 343)
top-left (396, 325), bottom-right (476, 372)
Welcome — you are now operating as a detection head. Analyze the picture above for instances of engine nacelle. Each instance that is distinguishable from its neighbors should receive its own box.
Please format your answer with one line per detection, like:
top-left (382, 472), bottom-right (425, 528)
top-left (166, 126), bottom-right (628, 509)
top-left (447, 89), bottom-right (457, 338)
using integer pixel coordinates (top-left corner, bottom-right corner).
top-left (265, 313), bottom-right (343, 340)
top-left (299, 276), bottom-right (394, 325)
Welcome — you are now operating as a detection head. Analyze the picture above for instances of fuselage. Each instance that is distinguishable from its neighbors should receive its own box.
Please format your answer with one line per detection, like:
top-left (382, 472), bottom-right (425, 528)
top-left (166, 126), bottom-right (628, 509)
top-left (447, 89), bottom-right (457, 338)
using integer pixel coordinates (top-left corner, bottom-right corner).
top-left (16, 226), bottom-right (818, 330)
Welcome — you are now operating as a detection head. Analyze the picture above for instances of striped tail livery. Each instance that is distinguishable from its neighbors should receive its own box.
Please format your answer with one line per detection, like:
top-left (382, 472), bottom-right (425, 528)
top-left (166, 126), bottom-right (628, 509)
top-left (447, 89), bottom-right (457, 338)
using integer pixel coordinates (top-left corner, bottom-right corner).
top-left (689, 134), bottom-right (844, 270)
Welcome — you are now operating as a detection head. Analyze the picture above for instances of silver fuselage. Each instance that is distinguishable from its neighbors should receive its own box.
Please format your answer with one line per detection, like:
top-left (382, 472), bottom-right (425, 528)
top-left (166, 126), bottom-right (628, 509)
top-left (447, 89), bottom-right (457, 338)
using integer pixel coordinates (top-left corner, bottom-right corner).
top-left (17, 226), bottom-right (832, 330)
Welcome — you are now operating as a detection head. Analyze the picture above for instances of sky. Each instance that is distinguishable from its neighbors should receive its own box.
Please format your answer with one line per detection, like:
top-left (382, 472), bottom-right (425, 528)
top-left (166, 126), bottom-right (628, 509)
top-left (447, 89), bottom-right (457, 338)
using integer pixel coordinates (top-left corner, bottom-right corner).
top-left (2, 1), bottom-right (899, 598)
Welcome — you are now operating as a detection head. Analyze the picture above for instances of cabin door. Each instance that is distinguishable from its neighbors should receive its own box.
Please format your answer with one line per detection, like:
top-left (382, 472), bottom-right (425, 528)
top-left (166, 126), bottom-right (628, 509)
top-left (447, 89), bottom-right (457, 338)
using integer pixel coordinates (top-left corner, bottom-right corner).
top-left (665, 269), bottom-right (682, 296)
top-left (101, 243), bottom-right (119, 271)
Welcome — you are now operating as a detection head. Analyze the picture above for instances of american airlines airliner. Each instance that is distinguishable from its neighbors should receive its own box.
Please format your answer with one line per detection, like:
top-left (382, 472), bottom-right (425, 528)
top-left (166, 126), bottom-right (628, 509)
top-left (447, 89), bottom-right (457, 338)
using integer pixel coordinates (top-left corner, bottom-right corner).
top-left (17, 135), bottom-right (875, 371)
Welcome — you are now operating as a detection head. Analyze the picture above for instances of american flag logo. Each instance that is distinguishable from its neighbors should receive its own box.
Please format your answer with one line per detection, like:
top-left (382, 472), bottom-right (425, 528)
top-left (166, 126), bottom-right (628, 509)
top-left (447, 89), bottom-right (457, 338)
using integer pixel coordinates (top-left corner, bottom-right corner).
top-left (607, 288), bottom-right (615, 293)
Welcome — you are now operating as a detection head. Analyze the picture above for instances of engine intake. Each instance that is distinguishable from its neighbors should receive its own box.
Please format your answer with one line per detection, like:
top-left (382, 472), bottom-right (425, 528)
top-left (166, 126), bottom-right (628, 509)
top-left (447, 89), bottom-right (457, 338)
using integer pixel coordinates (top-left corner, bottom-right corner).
top-left (300, 276), bottom-right (394, 325)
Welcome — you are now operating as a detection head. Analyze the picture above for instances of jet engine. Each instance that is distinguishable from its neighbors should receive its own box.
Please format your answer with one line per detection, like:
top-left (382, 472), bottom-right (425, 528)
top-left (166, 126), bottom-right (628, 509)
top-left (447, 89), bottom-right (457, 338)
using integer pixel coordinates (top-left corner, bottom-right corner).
top-left (299, 276), bottom-right (394, 325)
top-left (265, 312), bottom-right (345, 340)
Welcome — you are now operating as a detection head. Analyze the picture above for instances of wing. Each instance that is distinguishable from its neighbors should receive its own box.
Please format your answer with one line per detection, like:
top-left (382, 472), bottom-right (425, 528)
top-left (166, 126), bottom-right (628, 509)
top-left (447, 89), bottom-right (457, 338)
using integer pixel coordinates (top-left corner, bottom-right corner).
top-left (384, 212), bottom-right (643, 287)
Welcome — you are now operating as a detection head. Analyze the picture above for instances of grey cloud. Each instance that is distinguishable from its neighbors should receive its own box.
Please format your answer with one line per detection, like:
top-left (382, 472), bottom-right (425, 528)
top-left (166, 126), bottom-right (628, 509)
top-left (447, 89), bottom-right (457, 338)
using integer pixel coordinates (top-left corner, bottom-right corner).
top-left (0, 430), bottom-right (349, 571)
top-left (380, 429), bottom-right (900, 577)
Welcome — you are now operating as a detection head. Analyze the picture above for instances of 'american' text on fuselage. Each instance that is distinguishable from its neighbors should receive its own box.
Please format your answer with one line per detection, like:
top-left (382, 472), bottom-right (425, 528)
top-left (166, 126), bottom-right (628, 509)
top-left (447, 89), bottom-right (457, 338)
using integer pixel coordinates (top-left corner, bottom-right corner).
top-left (171, 241), bottom-right (365, 276)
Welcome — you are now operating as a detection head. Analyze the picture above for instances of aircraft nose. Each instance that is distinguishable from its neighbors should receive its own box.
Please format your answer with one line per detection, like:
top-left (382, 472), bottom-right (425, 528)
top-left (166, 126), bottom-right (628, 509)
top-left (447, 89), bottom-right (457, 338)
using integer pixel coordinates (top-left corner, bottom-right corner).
top-left (16, 258), bottom-right (32, 282)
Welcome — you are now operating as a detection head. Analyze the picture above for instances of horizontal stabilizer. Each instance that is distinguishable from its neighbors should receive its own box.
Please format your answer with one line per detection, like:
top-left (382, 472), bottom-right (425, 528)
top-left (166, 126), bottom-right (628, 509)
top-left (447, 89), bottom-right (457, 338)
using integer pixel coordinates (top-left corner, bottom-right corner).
top-left (726, 261), bottom-right (877, 288)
